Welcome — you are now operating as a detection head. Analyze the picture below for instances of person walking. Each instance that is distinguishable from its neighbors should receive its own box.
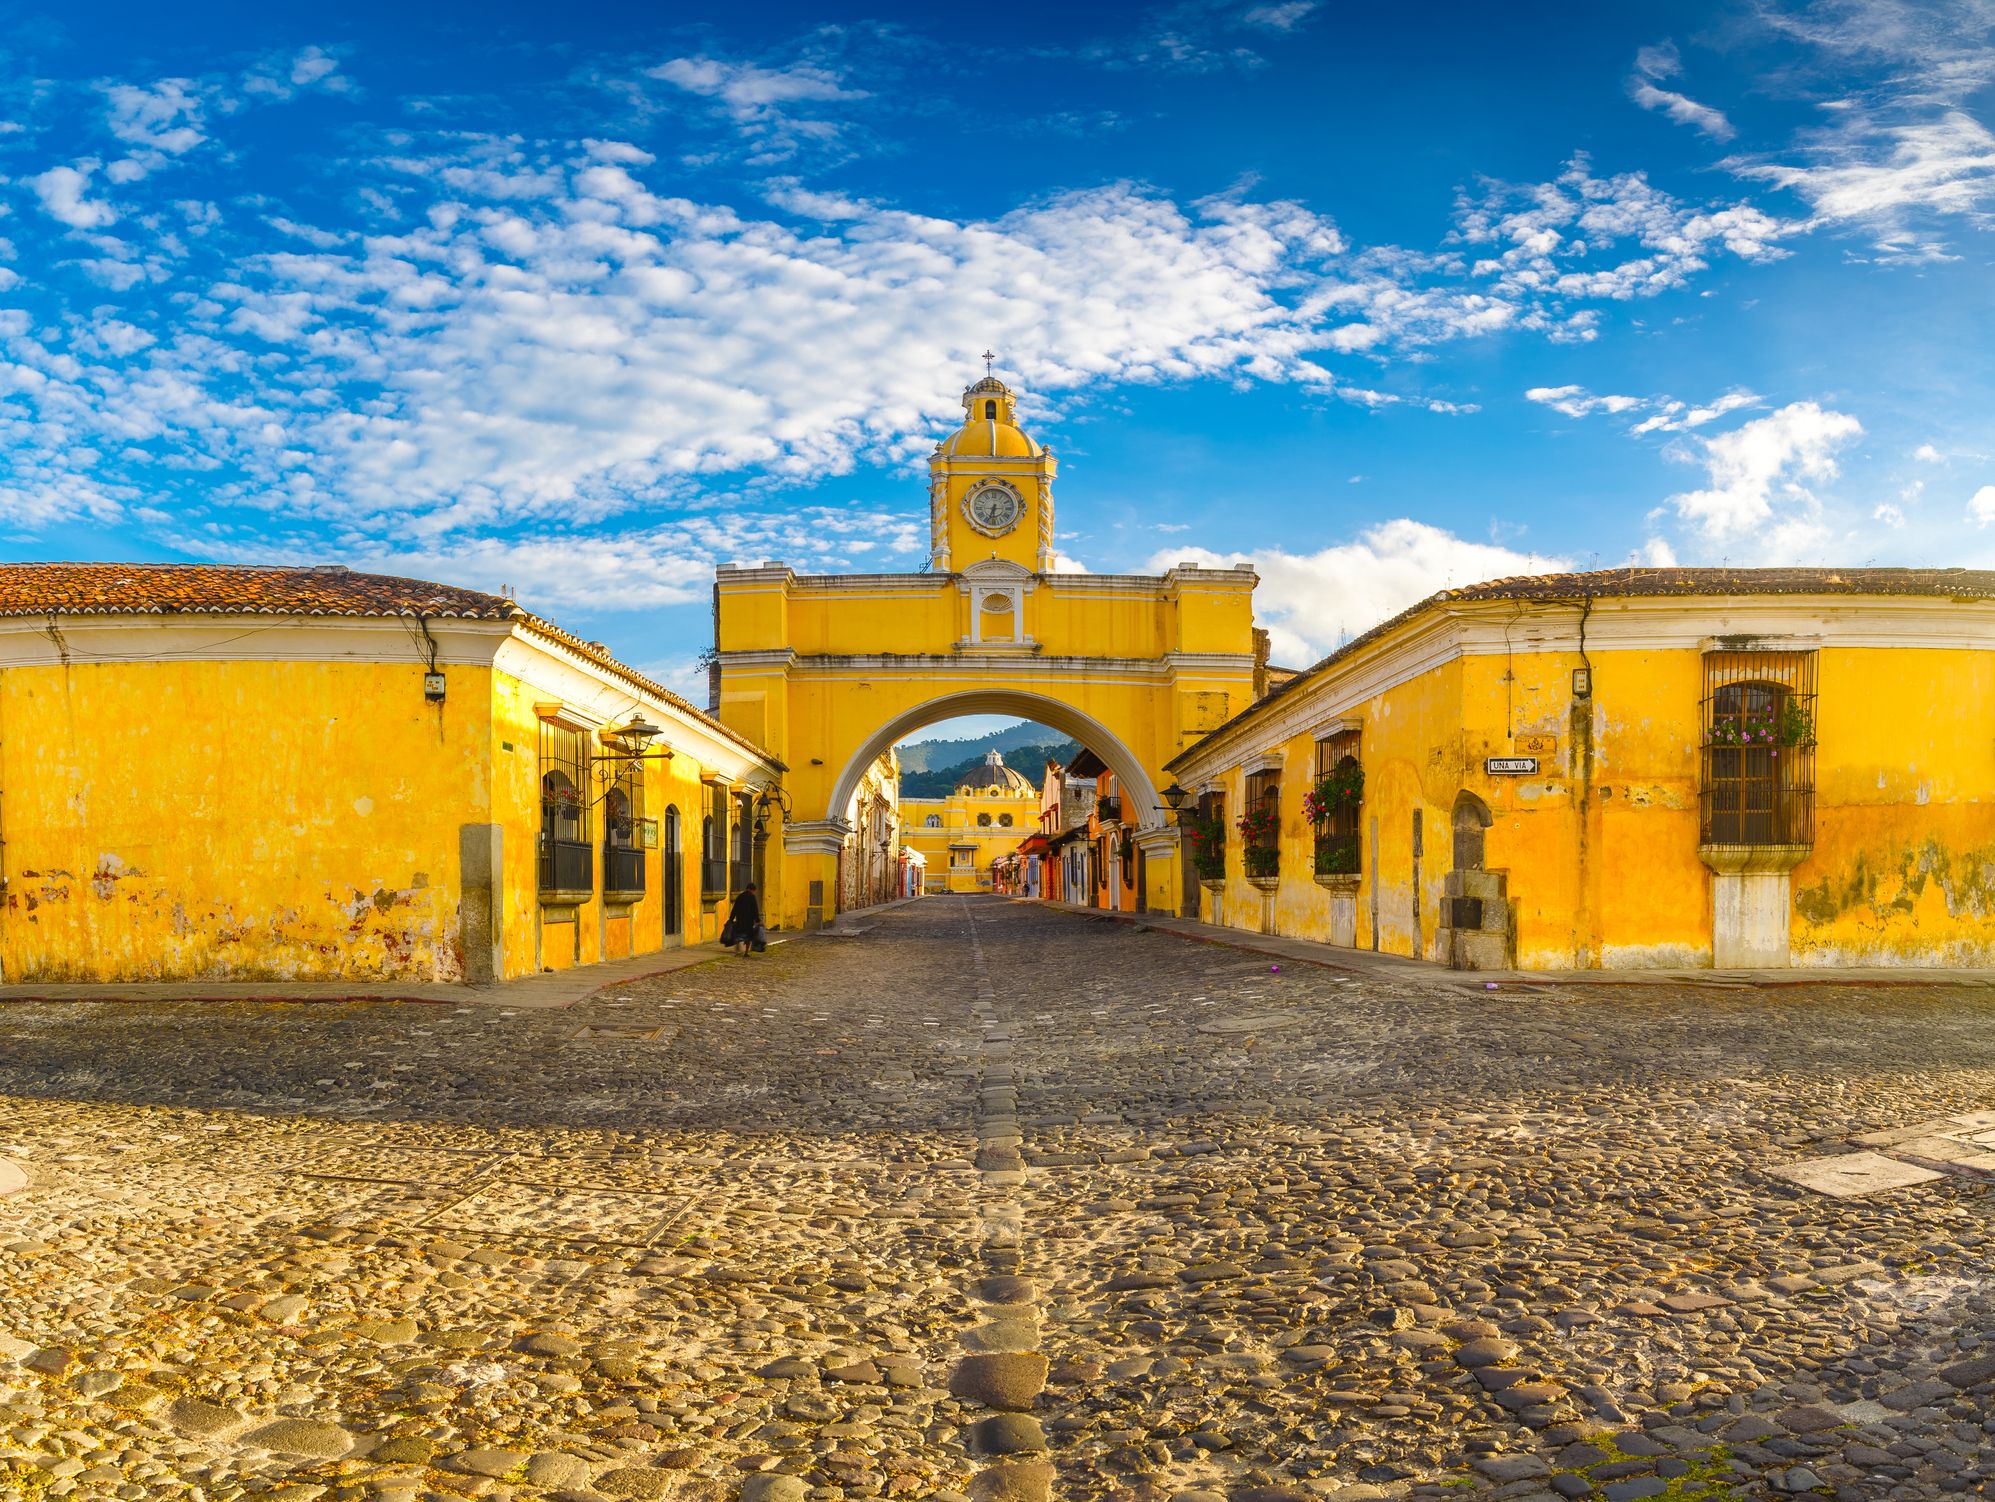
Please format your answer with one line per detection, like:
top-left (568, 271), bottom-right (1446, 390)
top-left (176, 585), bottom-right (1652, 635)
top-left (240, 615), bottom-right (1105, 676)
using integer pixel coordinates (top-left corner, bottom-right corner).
top-left (721, 882), bottom-right (764, 956)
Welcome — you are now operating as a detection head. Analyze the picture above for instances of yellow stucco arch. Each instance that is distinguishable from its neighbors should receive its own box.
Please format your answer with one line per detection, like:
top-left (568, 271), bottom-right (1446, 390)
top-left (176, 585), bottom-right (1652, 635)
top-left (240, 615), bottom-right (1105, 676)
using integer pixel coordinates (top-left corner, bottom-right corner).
top-left (710, 372), bottom-right (1266, 930)
top-left (826, 689), bottom-right (1165, 829)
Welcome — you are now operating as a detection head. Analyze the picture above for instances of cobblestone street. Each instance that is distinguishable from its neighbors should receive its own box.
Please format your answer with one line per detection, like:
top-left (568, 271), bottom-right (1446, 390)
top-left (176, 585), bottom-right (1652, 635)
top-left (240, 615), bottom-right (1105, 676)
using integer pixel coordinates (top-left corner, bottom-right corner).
top-left (1, 899), bottom-right (1991, 1502)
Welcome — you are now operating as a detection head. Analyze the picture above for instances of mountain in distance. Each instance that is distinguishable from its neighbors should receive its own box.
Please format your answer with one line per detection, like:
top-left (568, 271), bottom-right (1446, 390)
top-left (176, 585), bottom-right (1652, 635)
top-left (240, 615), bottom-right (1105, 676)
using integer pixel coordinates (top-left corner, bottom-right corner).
top-left (895, 720), bottom-right (1074, 775)
top-left (899, 740), bottom-right (1080, 800)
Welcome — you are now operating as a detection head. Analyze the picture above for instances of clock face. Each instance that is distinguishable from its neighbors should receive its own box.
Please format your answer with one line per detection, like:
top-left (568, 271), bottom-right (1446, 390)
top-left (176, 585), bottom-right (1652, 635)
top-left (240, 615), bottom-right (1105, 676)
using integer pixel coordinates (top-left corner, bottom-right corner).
top-left (966, 484), bottom-right (1022, 534)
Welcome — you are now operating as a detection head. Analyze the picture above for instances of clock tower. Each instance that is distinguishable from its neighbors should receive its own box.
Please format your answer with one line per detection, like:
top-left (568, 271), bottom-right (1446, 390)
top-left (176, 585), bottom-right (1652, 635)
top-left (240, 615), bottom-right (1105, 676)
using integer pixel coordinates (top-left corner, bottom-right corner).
top-left (928, 372), bottom-right (1057, 573)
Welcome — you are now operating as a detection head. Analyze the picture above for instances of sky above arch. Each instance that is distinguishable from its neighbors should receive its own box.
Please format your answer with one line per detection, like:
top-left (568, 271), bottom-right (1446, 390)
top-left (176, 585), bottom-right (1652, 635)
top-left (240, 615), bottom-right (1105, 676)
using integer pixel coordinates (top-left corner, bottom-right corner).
top-left (2, 0), bottom-right (1992, 684)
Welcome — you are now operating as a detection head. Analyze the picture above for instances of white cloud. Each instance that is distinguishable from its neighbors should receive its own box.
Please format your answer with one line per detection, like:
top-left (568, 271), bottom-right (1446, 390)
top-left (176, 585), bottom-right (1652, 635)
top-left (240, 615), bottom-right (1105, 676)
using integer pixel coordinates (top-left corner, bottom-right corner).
top-left (649, 54), bottom-right (866, 161)
top-left (240, 45), bottom-right (351, 101)
top-left (1666, 401), bottom-right (1864, 539)
top-left (1242, 2), bottom-right (1321, 29)
top-left (0, 116), bottom-right (1807, 554)
top-left (1145, 519), bottom-right (1566, 665)
top-left (1873, 501), bottom-right (1906, 525)
top-left (1736, 109), bottom-right (1995, 235)
top-left (1970, 484), bottom-right (1995, 526)
top-left (1913, 441), bottom-right (1944, 461)
top-left (1456, 157), bottom-right (1790, 315)
top-left (1529, 383), bottom-right (1759, 432)
top-left (1632, 536), bottom-right (1679, 566)
top-left (1629, 81), bottom-right (1738, 142)
top-left (1627, 42), bottom-right (1736, 141)
top-left (1082, 0), bottom-right (1327, 73)
top-left (1727, 2), bottom-right (1995, 252)
top-left (651, 55), bottom-right (862, 115)
top-left (104, 78), bottom-right (209, 160)
top-left (1526, 384), bottom-right (1644, 418)
top-left (28, 164), bottom-right (117, 229)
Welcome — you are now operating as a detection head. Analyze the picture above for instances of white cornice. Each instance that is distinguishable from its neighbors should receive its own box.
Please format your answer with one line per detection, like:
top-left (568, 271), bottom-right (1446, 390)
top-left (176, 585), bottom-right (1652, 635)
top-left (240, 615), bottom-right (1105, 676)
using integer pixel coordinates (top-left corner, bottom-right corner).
top-left (715, 648), bottom-right (800, 669)
top-left (744, 652), bottom-right (1255, 683)
top-left (0, 614), bottom-right (515, 669)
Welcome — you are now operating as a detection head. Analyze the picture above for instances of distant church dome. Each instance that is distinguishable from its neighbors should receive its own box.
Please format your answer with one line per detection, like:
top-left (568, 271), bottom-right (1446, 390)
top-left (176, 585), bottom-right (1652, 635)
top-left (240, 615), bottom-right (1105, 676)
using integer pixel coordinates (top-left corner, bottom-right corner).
top-left (939, 376), bottom-right (1043, 459)
top-left (957, 750), bottom-right (1035, 796)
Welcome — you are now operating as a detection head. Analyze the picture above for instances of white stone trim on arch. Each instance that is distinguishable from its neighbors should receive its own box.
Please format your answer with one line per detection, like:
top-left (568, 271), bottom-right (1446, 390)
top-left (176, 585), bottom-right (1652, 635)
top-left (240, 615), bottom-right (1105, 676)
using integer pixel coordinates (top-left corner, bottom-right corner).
top-left (824, 689), bottom-right (1167, 833)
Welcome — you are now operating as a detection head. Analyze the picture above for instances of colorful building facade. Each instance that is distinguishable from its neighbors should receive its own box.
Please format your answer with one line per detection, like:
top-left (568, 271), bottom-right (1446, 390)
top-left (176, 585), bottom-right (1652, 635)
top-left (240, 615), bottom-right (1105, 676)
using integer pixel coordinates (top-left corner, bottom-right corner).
top-left (0, 564), bottom-right (781, 984)
top-left (900, 752), bottom-right (1038, 894)
top-left (1165, 568), bottom-right (1995, 970)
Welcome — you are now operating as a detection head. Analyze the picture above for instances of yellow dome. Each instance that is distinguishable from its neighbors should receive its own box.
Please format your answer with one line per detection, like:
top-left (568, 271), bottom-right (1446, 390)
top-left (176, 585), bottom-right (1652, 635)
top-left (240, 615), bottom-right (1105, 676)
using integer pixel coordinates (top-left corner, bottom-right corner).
top-left (955, 750), bottom-right (1036, 796)
top-left (939, 374), bottom-right (1042, 458)
top-left (940, 418), bottom-right (1042, 459)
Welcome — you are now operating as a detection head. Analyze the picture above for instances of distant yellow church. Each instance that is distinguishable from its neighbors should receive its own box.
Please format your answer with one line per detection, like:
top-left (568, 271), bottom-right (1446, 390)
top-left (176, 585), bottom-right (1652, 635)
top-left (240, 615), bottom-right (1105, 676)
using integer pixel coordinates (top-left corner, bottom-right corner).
top-left (900, 751), bottom-right (1040, 893)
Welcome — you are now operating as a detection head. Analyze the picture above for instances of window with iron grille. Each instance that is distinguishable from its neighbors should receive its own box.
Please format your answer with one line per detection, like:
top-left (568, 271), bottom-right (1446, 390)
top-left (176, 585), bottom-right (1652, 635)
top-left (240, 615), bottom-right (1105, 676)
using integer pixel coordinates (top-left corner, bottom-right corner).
top-left (1241, 769), bottom-right (1280, 877)
top-left (700, 783), bottom-right (727, 897)
top-left (538, 721), bottom-right (592, 894)
top-left (729, 791), bottom-right (754, 893)
top-left (1700, 649), bottom-right (1817, 848)
top-left (603, 752), bottom-right (645, 897)
top-left (1311, 729), bottom-right (1362, 877)
top-left (1190, 790), bottom-right (1226, 880)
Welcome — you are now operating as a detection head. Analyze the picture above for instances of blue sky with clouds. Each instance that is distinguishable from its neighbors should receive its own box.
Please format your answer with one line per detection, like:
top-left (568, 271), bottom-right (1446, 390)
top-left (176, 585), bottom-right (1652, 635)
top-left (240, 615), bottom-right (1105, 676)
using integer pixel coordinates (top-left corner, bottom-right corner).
top-left (3, 0), bottom-right (1993, 688)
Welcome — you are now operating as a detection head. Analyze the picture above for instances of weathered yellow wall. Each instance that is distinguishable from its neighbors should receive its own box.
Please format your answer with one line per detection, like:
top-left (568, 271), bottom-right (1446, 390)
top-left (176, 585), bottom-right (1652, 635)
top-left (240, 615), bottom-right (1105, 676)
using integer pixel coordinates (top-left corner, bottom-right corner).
top-left (492, 669), bottom-right (742, 977)
top-left (1171, 623), bottom-right (1995, 971)
top-left (2, 660), bottom-right (489, 982)
top-left (1792, 647), bottom-right (1995, 965)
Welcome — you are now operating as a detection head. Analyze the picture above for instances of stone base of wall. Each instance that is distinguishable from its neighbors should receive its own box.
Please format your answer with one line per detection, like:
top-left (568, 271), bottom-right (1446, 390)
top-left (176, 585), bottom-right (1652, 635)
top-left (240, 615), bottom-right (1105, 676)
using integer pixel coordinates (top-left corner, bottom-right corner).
top-left (1438, 867), bottom-right (1514, 970)
top-left (1713, 871), bottom-right (1792, 968)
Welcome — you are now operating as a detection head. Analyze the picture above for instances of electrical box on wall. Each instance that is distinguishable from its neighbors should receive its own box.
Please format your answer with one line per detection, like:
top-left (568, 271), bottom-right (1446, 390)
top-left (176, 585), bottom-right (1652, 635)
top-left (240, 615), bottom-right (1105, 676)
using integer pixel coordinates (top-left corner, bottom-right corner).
top-left (424, 672), bottom-right (446, 701)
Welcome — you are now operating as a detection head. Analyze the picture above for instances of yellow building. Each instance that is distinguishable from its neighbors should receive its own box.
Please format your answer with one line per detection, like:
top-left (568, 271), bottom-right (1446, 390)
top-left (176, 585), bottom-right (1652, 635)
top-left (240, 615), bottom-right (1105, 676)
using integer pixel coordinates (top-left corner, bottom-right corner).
top-left (0, 563), bottom-right (782, 983)
top-left (901, 752), bottom-right (1040, 893)
top-left (1164, 566), bottom-right (1995, 970)
top-left (712, 373), bottom-right (1265, 930)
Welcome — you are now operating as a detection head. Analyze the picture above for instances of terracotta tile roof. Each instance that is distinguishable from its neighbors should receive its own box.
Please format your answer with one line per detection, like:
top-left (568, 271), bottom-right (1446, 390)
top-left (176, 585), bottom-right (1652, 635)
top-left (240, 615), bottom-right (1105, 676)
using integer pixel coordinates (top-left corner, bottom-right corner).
top-left (0, 562), bottom-right (778, 767)
top-left (1440, 565), bottom-right (1995, 604)
top-left (0, 562), bottom-right (514, 619)
top-left (1169, 565), bottom-right (1995, 770)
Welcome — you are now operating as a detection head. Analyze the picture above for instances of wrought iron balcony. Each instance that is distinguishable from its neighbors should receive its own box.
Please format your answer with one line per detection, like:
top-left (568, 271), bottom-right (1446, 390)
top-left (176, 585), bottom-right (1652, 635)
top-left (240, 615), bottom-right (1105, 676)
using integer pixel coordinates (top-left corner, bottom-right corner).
top-left (604, 844), bottom-right (645, 899)
top-left (539, 837), bottom-right (593, 898)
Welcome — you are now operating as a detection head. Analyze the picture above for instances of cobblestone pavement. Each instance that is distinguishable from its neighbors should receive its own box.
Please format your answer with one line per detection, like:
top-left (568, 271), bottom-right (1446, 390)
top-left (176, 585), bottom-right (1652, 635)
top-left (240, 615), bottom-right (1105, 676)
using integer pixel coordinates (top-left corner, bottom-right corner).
top-left (0, 899), bottom-right (1990, 1502)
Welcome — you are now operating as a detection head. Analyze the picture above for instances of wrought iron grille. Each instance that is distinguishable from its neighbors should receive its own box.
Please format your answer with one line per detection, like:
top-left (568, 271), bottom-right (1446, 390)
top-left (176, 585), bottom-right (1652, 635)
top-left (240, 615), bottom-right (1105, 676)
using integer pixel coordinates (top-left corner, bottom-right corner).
top-left (700, 857), bottom-right (728, 896)
top-left (1244, 769), bottom-right (1281, 848)
top-left (1699, 649), bottom-right (1817, 848)
top-left (604, 844), bottom-right (645, 897)
top-left (1314, 729), bottom-right (1362, 876)
top-left (602, 753), bottom-right (645, 897)
top-left (540, 837), bottom-right (593, 894)
top-left (538, 719), bottom-right (590, 844)
top-left (538, 719), bottom-right (592, 894)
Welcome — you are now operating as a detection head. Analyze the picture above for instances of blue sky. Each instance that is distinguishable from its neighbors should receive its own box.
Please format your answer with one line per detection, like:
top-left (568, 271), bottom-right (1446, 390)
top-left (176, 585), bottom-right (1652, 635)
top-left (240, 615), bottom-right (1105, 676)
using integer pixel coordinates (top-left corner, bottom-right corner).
top-left (3, 0), bottom-right (1993, 690)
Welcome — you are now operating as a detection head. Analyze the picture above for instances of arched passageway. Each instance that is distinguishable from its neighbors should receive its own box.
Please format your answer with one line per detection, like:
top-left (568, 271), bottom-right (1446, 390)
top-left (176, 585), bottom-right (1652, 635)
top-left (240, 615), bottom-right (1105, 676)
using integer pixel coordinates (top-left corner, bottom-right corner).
top-left (824, 690), bottom-right (1165, 832)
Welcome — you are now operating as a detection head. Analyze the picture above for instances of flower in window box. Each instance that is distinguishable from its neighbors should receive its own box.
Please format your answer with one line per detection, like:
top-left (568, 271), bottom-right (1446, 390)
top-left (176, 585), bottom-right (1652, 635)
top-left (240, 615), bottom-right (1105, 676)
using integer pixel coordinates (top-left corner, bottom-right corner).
top-left (1301, 762), bottom-right (1363, 824)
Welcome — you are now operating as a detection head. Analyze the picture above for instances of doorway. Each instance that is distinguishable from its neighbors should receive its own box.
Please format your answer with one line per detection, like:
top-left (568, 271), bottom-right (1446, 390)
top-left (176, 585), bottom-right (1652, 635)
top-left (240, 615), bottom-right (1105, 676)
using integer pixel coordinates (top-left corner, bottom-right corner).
top-left (663, 805), bottom-right (682, 941)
